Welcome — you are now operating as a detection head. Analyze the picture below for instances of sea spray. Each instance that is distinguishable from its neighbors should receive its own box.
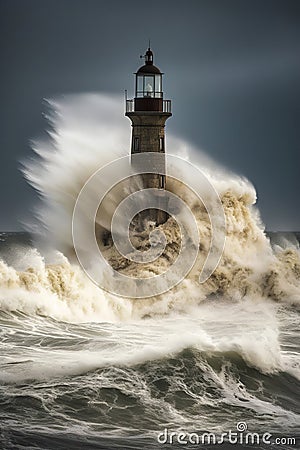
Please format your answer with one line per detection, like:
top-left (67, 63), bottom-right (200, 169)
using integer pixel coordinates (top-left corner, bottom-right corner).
top-left (0, 94), bottom-right (295, 318)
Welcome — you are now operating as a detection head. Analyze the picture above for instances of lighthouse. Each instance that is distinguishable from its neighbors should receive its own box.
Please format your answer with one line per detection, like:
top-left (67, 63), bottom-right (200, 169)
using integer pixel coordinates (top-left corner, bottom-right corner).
top-left (125, 46), bottom-right (172, 226)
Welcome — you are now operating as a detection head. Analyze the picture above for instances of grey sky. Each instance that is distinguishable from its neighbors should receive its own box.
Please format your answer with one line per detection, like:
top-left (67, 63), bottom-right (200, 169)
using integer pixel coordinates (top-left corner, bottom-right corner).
top-left (0, 0), bottom-right (299, 230)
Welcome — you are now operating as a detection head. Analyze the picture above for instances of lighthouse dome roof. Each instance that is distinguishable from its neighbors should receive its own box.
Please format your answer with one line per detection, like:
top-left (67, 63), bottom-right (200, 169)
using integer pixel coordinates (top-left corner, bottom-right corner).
top-left (136, 64), bottom-right (162, 74)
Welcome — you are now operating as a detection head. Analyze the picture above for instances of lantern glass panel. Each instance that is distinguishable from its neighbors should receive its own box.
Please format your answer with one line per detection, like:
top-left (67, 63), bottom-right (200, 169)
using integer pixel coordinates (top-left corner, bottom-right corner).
top-left (144, 76), bottom-right (154, 97)
top-left (155, 75), bottom-right (162, 97)
top-left (137, 76), bottom-right (143, 97)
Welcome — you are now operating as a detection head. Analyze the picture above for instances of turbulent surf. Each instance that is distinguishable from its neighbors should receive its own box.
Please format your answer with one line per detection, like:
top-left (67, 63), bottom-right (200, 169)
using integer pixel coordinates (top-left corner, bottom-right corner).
top-left (0, 94), bottom-right (299, 449)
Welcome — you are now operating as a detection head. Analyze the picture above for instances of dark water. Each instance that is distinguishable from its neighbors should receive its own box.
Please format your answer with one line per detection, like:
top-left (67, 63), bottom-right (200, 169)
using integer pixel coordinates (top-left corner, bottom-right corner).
top-left (0, 232), bottom-right (299, 449)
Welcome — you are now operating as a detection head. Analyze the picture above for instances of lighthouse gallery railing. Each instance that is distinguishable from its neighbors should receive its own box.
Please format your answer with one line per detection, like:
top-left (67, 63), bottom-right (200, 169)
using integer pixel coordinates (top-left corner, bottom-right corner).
top-left (126, 99), bottom-right (171, 113)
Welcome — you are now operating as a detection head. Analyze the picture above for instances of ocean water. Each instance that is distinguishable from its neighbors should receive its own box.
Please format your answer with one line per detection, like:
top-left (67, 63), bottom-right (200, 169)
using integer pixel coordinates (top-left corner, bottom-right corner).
top-left (0, 232), bottom-right (299, 450)
top-left (0, 94), bottom-right (299, 449)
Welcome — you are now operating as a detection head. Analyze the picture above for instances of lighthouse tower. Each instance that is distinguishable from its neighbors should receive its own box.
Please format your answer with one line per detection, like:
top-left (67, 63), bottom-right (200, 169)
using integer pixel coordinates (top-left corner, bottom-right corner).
top-left (125, 47), bottom-right (172, 226)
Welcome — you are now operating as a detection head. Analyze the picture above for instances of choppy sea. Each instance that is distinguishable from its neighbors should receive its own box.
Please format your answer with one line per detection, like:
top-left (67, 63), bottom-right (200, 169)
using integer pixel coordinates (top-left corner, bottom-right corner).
top-left (0, 232), bottom-right (299, 449)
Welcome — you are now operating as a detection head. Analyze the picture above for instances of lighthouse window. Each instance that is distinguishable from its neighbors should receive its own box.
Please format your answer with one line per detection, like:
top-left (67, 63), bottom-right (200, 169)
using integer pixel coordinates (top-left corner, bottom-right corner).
top-left (144, 76), bottom-right (154, 97)
top-left (159, 175), bottom-right (165, 189)
top-left (137, 76), bottom-right (143, 94)
top-left (133, 137), bottom-right (139, 152)
top-left (155, 75), bottom-right (162, 96)
top-left (159, 137), bottom-right (164, 151)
